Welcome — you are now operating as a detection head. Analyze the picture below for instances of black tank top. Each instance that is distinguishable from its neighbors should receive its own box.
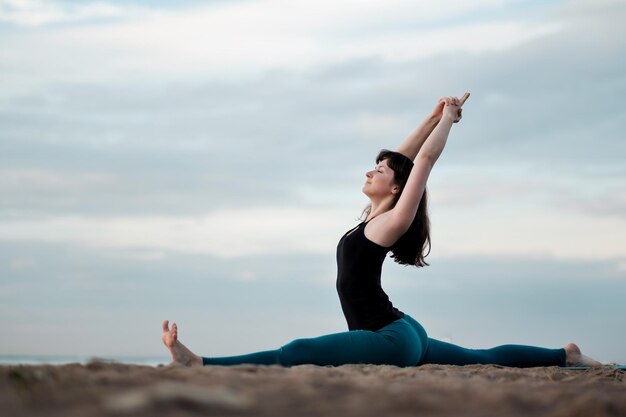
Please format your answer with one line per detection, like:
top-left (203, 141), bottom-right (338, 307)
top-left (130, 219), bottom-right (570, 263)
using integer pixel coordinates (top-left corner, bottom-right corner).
top-left (336, 221), bottom-right (405, 331)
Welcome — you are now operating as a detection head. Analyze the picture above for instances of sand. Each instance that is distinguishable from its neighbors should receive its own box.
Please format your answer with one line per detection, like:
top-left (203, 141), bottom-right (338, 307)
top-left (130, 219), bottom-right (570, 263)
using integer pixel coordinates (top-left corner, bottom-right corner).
top-left (2, 361), bottom-right (625, 417)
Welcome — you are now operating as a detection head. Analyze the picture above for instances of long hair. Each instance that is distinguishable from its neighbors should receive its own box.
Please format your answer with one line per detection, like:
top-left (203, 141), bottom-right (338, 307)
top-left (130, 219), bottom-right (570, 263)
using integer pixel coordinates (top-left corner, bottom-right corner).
top-left (361, 149), bottom-right (431, 267)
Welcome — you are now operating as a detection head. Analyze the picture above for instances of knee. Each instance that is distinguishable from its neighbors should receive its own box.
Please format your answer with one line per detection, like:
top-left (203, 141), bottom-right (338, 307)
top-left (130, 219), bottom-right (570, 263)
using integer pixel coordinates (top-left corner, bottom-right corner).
top-left (278, 338), bottom-right (310, 367)
top-left (282, 338), bottom-right (309, 352)
top-left (391, 333), bottom-right (424, 367)
top-left (396, 343), bottom-right (423, 367)
top-left (399, 316), bottom-right (428, 364)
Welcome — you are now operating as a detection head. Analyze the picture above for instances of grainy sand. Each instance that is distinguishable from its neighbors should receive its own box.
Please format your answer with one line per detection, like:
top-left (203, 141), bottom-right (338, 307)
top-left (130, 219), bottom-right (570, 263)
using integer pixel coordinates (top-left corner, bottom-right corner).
top-left (2, 361), bottom-right (625, 417)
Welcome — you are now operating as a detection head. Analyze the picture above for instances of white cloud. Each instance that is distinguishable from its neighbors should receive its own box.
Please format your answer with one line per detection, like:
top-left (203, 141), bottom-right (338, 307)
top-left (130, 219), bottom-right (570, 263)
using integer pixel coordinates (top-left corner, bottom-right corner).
top-left (0, 169), bottom-right (115, 189)
top-left (0, 207), bottom-right (355, 258)
top-left (0, 0), bottom-right (130, 26)
top-left (2, 0), bottom-right (626, 364)
top-left (427, 167), bottom-right (626, 261)
top-left (429, 170), bottom-right (539, 206)
top-left (98, 250), bottom-right (167, 262)
top-left (0, 0), bottom-right (564, 96)
top-left (342, 113), bottom-right (409, 142)
top-left (0, 0), bottom-right (511, 28)
top-left (8, 257), bottom-right (34, 271)
top-left (1, 202), bottom-right (624, 261)
top-left (431, 205), bottom-right (626, 261)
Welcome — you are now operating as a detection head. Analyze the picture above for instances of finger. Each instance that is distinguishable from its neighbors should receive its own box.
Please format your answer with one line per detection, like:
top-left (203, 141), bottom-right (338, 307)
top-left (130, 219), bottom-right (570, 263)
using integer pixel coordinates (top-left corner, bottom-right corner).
top-left (460, 92), bottom-right (470, 105)
top-left (162, 320), bottom-right (169, 332)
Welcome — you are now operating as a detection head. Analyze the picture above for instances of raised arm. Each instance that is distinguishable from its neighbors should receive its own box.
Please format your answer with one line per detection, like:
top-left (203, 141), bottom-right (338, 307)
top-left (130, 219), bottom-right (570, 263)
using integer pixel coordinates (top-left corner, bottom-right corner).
top-left (369, 94), bottom-right (469, 246)
top-left (395, 93), bottom-right (469, 160)
top-left (395, 99), bottom-right (444, 160)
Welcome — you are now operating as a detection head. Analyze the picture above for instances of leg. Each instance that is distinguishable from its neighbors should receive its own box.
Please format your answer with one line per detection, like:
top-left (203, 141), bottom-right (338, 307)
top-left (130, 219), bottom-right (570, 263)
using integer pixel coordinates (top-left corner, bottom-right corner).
top-left (204, 318), bottom-right (426, 367)
top-left (420, 337), bottom-right (567, 367)
top-left (163, 320), bottom-right (283, 366)
top-left (202, 349), bottom-right (282, 366)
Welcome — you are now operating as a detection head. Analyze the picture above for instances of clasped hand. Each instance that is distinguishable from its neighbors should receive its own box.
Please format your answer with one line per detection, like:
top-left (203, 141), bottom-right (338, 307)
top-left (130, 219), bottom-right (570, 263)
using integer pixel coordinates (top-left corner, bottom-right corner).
top-left (434, 92), bottom-right (470, 123)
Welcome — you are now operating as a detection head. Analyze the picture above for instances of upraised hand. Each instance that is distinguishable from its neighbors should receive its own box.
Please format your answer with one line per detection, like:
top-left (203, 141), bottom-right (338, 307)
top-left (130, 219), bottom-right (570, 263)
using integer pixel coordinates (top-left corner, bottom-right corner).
top-left (396, 92), bottom-right (471, 161)
top-left (431, 97), bottom-right (447, 119)
top-left (442, 92), bottom-right (470, 123)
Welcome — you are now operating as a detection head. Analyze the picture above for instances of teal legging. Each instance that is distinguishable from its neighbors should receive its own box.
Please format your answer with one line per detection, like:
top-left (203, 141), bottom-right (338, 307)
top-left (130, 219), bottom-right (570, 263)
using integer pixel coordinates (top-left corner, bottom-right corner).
top-left (202, 314), bottom-right (566, 368)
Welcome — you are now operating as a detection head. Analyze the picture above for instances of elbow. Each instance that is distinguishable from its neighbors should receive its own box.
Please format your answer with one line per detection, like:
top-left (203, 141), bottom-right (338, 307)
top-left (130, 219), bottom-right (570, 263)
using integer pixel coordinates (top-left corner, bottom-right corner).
top-left (416, 148), bottom-right (439, 166)
top-left (416, 153), bottom-right (437, 168)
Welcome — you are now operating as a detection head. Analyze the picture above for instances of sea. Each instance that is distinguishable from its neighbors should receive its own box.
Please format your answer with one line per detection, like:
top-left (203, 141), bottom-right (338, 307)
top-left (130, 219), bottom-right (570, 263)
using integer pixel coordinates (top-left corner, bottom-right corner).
top-left (0, 355), bottom-right (169, 367)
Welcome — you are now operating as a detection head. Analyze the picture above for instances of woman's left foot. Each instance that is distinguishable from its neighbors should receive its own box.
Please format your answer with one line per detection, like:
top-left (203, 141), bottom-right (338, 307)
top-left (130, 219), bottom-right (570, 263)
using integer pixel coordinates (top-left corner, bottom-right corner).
top-left (162, 320), bottom-right (203, 367)
top-left (564, 342), bottom-right (602, 367)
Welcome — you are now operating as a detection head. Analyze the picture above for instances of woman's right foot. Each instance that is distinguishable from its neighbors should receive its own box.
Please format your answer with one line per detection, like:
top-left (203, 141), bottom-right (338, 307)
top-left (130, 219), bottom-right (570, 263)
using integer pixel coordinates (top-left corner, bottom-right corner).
top-left (162, 320), bottom-right (203, 367)
top-left (564, 342), bottom-right (602, 367)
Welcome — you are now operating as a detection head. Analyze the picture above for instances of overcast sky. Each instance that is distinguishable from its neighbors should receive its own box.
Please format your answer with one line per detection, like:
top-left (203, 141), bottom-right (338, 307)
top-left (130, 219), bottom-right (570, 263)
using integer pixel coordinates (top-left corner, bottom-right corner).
top-left (1, 0), bottom-right (625, 364)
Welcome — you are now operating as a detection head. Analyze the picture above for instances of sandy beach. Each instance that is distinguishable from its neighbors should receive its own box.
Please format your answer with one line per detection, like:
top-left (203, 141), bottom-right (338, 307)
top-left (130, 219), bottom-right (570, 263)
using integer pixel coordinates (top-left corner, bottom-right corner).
top-left (2, 361), bottom-right (625, 417)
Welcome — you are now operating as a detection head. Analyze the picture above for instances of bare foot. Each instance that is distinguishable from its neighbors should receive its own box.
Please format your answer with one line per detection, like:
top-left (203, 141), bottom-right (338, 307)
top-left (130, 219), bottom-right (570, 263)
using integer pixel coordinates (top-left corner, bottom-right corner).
top-left (162, 320), bottom-right (202, 367)
top-left (564, 342), bottom-right (602, 367)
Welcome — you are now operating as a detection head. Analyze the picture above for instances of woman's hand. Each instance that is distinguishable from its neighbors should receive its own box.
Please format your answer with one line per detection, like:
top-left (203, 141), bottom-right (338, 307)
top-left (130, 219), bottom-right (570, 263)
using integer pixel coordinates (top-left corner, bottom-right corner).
top-left (442, 92), bottom-right (470, 123)
top-left (396, 92), bottom-right (470, 160)
top-left (430, 97), bottom-right (447, 120)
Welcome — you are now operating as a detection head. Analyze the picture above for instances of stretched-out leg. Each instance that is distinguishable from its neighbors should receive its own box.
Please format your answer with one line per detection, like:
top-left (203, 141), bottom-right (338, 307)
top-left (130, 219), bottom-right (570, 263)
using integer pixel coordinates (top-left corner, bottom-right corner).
top-left (202, 349), bottom-right (281, 366)
top-left (203, 318), bottom-right (426, 367)
top-left (420, 337), bottom-right (566, 367)
top-left (163, 319), bottom-right (599, 368)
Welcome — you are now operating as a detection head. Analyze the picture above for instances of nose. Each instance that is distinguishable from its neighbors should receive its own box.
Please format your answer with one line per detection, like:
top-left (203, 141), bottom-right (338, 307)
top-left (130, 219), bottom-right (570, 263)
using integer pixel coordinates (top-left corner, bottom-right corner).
top-left (366, 170), bottom-right (373, 179)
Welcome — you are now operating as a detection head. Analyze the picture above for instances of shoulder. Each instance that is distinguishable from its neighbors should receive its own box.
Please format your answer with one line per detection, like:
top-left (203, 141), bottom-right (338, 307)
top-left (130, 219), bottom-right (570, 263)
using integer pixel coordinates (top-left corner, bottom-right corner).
top-left (363, 212), bottom-right (408, 248)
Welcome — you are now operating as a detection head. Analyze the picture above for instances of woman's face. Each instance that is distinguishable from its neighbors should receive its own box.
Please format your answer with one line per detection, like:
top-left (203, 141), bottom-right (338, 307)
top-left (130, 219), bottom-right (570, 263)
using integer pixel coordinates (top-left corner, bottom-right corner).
top-left (362, 159), bottom-right (398, 198)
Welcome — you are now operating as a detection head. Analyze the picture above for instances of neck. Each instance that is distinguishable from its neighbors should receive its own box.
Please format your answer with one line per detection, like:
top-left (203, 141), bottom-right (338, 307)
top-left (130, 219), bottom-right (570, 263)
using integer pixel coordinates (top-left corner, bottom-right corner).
top-left (367, 195), bottom-right (396, 222)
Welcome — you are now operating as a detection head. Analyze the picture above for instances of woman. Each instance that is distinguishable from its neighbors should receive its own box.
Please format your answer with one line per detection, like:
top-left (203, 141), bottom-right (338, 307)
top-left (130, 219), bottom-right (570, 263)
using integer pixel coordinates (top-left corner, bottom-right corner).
top-left (162, 93), bottom-right (601, 368)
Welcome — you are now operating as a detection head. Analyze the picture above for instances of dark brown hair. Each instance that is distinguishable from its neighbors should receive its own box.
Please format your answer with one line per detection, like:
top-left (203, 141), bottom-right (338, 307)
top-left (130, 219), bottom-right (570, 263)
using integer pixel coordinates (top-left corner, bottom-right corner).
top-left (361, 149), bottom-right (431, 267)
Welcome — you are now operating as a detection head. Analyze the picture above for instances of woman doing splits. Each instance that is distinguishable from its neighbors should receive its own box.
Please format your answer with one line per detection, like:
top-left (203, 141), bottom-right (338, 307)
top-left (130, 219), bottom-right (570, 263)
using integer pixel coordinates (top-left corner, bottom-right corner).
top-left (162, 93), bottom-right (601, 368)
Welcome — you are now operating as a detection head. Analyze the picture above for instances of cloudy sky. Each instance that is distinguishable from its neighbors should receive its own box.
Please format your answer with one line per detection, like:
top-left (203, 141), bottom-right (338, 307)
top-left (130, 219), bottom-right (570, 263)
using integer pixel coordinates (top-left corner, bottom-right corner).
top-left (1, 0), bottom-right (625, 364)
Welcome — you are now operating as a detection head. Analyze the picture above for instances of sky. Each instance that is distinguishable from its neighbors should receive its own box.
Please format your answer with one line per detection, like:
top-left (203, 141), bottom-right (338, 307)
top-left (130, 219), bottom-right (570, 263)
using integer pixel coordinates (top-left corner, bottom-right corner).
top-left (0, 0), bottom-right (625, 364)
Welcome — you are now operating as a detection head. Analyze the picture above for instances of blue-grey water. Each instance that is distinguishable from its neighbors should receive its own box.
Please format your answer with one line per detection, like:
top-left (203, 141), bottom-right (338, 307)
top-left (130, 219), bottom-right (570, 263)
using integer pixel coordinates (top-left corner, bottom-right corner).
top-left (0, 355), bottom-right (169, 367)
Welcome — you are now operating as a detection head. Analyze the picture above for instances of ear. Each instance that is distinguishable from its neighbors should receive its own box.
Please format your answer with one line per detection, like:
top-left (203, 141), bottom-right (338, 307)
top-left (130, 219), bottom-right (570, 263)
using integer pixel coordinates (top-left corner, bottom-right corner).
top-left (392, 186), bottom-right (399, 194)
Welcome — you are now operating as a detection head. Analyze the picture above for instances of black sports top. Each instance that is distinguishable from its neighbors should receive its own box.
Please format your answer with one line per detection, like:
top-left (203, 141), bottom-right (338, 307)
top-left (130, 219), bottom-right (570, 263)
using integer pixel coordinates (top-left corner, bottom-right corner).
top-left (336, 220), bottom-right (405, 331)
